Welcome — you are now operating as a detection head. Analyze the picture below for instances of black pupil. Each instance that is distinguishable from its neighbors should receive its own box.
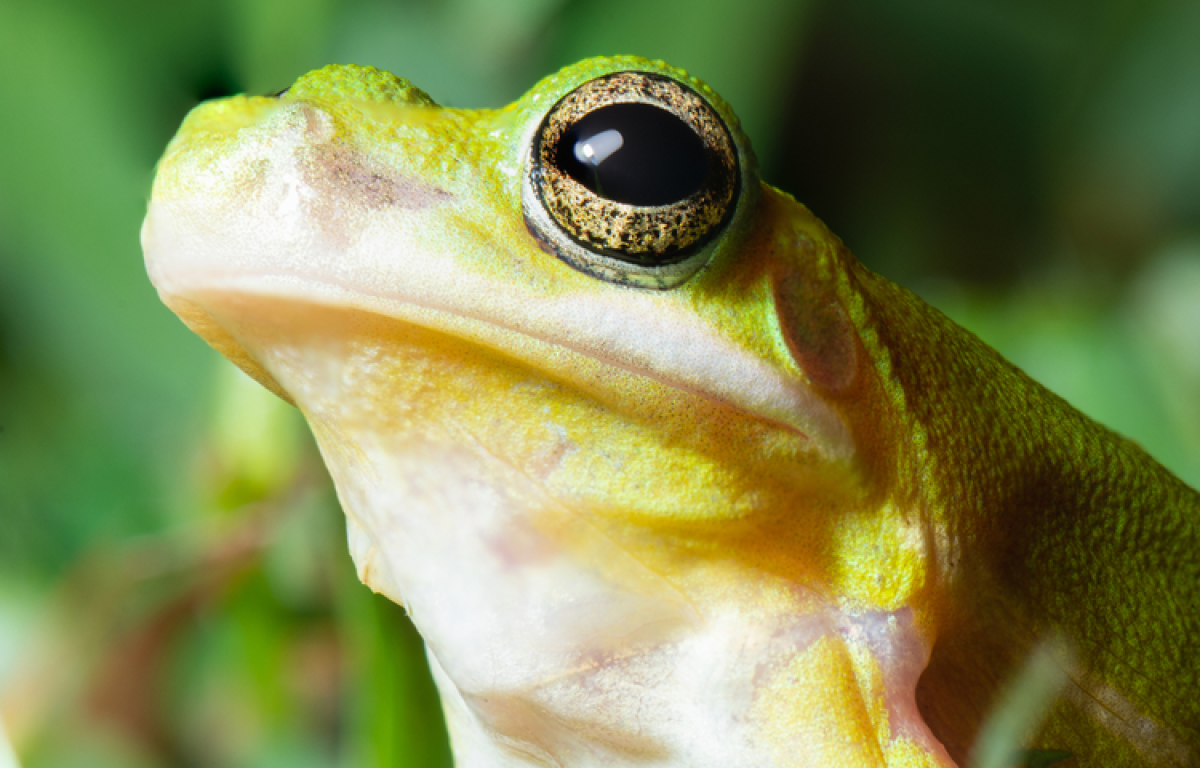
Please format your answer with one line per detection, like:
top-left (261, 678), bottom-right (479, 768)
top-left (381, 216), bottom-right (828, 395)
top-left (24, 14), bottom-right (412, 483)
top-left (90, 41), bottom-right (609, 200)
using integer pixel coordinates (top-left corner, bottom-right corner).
top-left (554, 103), bottom-right (708, 206)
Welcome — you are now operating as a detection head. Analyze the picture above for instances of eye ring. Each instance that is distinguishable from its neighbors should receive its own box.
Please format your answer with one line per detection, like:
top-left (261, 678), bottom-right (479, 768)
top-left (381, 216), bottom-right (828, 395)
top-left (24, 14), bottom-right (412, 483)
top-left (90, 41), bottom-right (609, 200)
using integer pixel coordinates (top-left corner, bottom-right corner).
top-left (522, 71), bottom-right (741, 290)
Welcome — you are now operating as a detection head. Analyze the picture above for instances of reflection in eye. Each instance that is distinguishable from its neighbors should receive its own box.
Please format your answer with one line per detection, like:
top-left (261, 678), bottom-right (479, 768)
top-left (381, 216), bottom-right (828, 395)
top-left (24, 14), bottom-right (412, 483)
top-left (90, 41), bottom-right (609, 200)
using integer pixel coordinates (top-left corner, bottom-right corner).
top-left (574, 129), bottom-right (624, 167)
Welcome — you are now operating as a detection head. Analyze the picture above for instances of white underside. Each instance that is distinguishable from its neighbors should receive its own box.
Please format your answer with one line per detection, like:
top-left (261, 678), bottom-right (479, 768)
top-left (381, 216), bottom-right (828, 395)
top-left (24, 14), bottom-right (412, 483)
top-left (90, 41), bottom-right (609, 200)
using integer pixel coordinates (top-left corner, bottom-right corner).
top-left (315, 417), bottom-right (953, 768)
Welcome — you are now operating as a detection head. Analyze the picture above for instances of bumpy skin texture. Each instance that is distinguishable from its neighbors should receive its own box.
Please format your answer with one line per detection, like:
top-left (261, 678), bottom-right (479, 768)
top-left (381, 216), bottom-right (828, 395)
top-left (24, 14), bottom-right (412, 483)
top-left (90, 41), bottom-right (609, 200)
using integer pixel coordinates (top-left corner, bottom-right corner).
top-left (142, 57), bottom-right (1199, 767)
top-left (841, 260), bottom-right (1200, 766)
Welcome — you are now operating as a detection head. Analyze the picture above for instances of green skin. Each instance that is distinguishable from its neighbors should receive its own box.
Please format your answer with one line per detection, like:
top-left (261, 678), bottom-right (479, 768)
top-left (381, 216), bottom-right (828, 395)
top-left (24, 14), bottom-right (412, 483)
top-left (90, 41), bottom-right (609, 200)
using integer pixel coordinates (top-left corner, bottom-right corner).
top-left (142, 55), bottom-right (1199, 767)
top-left (849, 260), bottom-right (1200, 765)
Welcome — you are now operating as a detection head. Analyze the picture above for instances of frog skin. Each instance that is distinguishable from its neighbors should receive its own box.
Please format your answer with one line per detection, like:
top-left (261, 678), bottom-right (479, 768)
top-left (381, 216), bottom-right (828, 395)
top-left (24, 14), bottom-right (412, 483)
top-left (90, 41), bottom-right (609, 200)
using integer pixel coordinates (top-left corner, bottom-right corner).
top-left (141, 57), bottom-right (1199, 767)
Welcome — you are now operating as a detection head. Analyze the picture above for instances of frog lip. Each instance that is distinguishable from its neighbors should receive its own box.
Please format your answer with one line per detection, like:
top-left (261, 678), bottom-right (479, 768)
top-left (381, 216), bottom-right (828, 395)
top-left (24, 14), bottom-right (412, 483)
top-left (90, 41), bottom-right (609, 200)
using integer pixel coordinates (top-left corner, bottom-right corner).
top-left (143, 207), bottom-right (853, 463)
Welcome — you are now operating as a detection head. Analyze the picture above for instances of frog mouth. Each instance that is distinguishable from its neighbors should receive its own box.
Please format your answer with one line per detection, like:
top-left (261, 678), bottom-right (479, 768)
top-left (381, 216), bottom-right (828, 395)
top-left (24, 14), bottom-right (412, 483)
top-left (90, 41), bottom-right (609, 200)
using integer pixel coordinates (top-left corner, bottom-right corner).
top-left (143, 205), bottom-right (854, 467)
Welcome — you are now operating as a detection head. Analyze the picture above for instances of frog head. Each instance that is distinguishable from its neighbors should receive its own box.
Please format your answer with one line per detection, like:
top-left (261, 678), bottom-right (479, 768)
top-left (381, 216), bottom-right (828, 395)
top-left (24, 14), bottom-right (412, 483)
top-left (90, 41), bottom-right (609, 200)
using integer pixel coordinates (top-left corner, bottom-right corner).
top-left (143, 57), bottom-right (1007, 767)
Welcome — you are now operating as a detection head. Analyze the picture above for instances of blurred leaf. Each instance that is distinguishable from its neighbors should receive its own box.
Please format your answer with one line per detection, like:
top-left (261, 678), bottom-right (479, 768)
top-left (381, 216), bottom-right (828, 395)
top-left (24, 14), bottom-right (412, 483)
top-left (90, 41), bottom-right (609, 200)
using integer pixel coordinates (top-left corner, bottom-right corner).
top-left (0, 0), bottom-right (217, 578)
top-left (339, 570), bottom-right (452, 768)
top-left (0, 713), bottom-right (17, 768)
top-left (1130, 242), bottom-right (1200, 487)
top-left (210, 364), bottom-right (305, 510)
top-left (550, 0), bottom-right (814, 169)
top-left (230, 0), bottom-right (340, 95)
top-left (331, 0), bottom-right (569, 108)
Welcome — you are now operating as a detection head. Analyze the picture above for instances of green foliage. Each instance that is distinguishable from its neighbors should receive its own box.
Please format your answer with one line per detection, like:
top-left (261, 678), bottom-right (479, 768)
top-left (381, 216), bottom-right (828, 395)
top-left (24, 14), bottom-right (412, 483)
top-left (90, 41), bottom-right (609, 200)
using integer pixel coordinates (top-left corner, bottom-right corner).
top-left (0, 0), bottom-right (1196, 765)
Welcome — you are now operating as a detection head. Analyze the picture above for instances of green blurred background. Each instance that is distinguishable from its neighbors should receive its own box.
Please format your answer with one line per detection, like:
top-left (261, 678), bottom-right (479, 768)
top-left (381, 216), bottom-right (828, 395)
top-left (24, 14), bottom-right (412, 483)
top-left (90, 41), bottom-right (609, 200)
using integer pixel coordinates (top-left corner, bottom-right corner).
top-left (0, 0), bottom-right (1197, 766)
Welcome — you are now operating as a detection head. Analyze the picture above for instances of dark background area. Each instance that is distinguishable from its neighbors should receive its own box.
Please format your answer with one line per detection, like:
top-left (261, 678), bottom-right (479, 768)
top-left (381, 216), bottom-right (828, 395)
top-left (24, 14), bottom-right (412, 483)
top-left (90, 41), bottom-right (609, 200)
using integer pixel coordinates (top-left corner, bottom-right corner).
top-left (0, 0), bottom-right (1197, 765)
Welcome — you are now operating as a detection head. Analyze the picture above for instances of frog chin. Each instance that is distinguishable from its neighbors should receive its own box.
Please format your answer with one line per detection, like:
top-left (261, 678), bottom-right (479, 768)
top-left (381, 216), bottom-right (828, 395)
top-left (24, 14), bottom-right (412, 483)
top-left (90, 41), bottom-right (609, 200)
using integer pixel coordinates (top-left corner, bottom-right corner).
top-left (294, 413), bottom-right (955, 768)
top-left (320, 429), bottom-right (953, 767)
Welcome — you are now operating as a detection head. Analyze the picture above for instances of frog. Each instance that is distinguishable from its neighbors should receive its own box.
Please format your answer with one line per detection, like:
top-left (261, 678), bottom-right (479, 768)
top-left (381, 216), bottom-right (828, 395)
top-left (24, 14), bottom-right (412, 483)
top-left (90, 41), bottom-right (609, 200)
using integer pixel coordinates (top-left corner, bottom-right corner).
top-left (141, 56), bottom-right (1199, 767)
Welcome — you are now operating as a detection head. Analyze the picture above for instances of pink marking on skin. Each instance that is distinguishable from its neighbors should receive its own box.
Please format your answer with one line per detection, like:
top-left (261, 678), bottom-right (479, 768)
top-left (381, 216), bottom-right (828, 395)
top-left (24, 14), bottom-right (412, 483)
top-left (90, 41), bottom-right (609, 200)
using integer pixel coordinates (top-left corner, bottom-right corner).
top-left (840, 609), bottom-right (958, 765)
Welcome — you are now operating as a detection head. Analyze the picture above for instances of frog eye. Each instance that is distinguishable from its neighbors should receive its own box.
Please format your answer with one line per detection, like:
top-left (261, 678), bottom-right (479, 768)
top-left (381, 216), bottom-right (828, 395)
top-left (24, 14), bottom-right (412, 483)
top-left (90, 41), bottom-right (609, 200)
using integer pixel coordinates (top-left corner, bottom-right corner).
top-left (522, 71), bottom-right (740, 290)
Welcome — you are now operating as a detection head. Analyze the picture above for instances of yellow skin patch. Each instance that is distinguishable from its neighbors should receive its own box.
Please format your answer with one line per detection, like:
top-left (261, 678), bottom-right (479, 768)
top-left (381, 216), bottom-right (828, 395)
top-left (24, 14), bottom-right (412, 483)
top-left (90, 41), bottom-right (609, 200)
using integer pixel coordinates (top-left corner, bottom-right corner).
top-left (827, 501), bottom-right (930, 614)
top-left (753, 635), bottom-right (886, 766)
top-left (143, 57), bottom-right (1199, 767)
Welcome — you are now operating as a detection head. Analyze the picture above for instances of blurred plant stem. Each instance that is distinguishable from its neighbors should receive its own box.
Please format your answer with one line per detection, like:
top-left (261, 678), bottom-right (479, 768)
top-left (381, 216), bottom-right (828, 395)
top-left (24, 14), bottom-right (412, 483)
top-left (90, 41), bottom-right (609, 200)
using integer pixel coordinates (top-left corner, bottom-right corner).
top-left (0, 713), bottom-right (19, 768)
top-left (968, 639), bottom-right (1072, 768)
